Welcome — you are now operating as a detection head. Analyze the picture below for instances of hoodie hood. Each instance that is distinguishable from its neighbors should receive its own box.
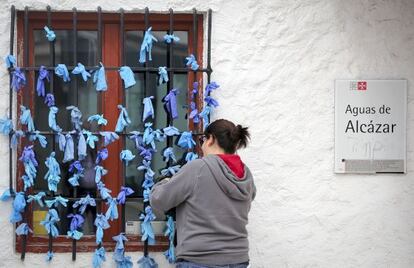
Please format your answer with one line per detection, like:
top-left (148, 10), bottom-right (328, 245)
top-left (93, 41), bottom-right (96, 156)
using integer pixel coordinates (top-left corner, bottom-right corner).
top-left (202, 154), bottom-right (255, 201)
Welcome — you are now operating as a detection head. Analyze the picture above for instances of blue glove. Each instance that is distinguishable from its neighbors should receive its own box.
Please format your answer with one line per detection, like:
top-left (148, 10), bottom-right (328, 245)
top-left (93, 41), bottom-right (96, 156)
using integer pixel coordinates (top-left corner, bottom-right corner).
top-left (40, 209), bottom-right (60, 237)
top-left (67, 213), bottom-right (85, 231)
top-left (12, 67), bottom-right (26, 91)
top-left (116, 186), bottom-right (134, 205)
top-left (11, 130), bottom-right (25, 149)
top-left (73, 194), bottom-right (96, 214)
top-left (45, 93), bottom-right (55, 107)
top-left (95, 147), bottom-right (108, 164)
top-left (63, 133), bottom-right (75, 163)
top-left (45, 196), bottom-right (68, 208)
top-left (15, 223), bottom-right (33, 236)
top-left (163, 89), bottom-right (179, 119)
top-left (185, 152), bottom-right (199, 162)
top-left (29, 130), bottom-right (47, 148)
top-left (137, 255), bottom-right (158, 268)
top-left (83, 130), bottom-right (99, 149)
top-left (37, 66), bottom-right (49, 97)
top-left (105, 197), bottom-right (118, 221)
top-left (97, 181), bottom-right (112, 200)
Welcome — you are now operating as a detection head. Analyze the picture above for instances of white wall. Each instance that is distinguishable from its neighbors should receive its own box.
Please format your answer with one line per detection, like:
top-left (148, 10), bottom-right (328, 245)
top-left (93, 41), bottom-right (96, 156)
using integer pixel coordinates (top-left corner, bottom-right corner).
top-left (1, 0), bottom-right (414, 267)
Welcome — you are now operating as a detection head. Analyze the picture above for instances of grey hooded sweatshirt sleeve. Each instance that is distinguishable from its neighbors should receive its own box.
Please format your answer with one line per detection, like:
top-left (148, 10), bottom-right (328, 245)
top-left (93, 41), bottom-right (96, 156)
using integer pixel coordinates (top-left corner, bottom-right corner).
top-left (150, 154), bottom-right (256, 265)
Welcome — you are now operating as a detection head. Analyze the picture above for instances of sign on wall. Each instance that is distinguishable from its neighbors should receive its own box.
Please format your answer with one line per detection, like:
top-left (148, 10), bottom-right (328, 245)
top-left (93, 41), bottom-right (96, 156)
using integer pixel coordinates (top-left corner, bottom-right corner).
top-left (334, 80), bottom-right (407, 173)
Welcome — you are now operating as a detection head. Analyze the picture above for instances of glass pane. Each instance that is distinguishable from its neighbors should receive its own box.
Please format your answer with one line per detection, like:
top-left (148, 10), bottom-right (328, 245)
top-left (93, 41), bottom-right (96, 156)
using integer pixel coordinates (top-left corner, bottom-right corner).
top-left (34, 30), bottom-right (98, 132)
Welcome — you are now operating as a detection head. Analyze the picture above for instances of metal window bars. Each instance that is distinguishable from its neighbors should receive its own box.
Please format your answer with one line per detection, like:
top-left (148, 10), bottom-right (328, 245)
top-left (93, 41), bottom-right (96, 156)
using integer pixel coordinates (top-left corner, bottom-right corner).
top-left (7, 5), bottom-right (213, 261)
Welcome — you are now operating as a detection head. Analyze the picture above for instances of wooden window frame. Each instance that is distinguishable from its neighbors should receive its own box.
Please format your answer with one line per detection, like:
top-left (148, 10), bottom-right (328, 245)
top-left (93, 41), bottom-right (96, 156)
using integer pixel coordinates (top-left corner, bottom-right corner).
top-left (15, 10), bottom-right (204, 253)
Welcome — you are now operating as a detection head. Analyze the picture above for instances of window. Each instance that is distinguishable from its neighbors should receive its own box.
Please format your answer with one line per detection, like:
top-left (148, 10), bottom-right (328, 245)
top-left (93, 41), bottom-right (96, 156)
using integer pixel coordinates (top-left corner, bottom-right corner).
top-left (9, 6), bottom-right (212, 258)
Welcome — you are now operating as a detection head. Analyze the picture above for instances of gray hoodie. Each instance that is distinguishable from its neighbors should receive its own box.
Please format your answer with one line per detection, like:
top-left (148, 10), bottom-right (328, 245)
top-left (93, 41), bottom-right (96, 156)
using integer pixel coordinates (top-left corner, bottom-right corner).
top-left (150, 154), bottom-right (256, 265)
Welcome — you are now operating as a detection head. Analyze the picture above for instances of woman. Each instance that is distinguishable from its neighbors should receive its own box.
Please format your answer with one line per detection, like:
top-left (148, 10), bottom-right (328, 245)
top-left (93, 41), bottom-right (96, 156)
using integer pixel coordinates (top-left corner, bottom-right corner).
top-left (150, 119), bottom-right (256, 268)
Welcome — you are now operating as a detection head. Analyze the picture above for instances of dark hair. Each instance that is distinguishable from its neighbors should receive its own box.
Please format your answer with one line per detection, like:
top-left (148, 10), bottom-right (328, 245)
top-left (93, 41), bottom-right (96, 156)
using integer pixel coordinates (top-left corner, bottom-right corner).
top-left (204, 119), bottom-right (250, 154)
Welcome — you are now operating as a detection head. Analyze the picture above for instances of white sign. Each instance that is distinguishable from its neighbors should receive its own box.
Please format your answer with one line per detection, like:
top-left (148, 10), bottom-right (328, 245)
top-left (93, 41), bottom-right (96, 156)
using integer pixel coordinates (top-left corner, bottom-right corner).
top-left (334, 80), bottom-right (407, 173)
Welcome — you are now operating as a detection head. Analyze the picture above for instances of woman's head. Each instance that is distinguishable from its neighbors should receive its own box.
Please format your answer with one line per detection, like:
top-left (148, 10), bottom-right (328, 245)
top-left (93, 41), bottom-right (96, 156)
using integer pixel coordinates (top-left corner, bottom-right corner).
top-left (200, 119), bottom-right (250, 155)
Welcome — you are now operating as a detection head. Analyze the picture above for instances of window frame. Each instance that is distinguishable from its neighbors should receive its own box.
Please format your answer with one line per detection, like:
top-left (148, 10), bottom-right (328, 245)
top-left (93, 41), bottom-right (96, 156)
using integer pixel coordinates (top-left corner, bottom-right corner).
top-left (15, 10), bottom-right (205, 253)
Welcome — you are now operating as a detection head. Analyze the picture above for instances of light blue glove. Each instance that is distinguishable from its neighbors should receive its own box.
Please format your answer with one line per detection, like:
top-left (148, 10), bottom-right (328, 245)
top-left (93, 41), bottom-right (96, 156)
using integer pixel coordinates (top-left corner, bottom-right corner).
top-left (115, 105), bottom-right (131, 132)
top-left (120, 149), bottom-right (135, 165)
top-left (0, 117), bottom-right (13, 135)
top-left (37, 66), bottom-right (49, 97)
top-left (19, 145), bottom-right (38, 182)
top-left (115, 255), bottom-right (133, 268)
top-left (177, 131), bottom-right (196, 149)
top-left (72, 62), bottom-right (91, 82)
top-left (137, 160), bottom-right (155, 178)
top-left (10, 192), bottom-right (26, 223)
top-left (73, 194), bottom-right (96, 214)
top-left (119, 66), bottom-right (136, 89)
top-left (142, 96), bottom-right (154, 122)
top-left (20, 105), bottom-right (35, 132)
top-left (15, 223), bottom-right (33, 236)
top-left (161, 165), bottom-right (181, 176)
top-left (21, 175), bottom-right (34, 191)
top-left (143, 188), bottom-right (151, 202)
top-left (94, 165), bottom-right (108, 183)
top-left (92, 62), bottom-right (107, 91)
top-left (4, 54), bottom-right (16, 68)
top-left (66, 106), bottom-right (83, 131)
top-left (185, 54), bottom-right (199, 70)
top-left (97, 181), bottom-right (112, 200)
top-left (44, 152), bottom-right (61, 192)
top-left (139, 27), bottom-right (158, 63)
top-left (68, 160), bottom-right (84, 187)
top-left (94, 214), bottom-right (110, 245)
top-left (163, 147), bottom-right (177, 163)
top-left (100, 131), bottom-right (119, 146)
top-left (137, 255), bottom-right (158, 268)
top-left (189, 101), bottom-right (199, 124)
top-left (164, 215), bottom-right (176, 263)
top-left (163, 33), bottom-right (180, 44)
top-left (48, 106), bottom-right (62, 132)
top-left (139, 206), bottom-right (156, 245)
top-left (11, 67), bottom-right (26, 92)
top-left (46, 251), bottom-right (54, 262)
top-left (163, 88), bottom-right (179, 119)
top-left (185, 152), bottom-right (199, 162)
top-left (55, 64), bottom-right (70, 82)
top-left (29, 130), bottom-right (47, 148)
top-left (44, 26), bottom-right (56, 41)
top-left (129, 131), bottom-right (144, 149)
top-left (67, 229), bottom-right (83, 240)
top-left (63, 133), bottom-right (75, 163)
top-left (78, 132), bottom-right (87, 161)
top-left (11, 130), bottom-right (25, 149)
top-left (87, 114), bottom-right (108, 126)
top-left (112, 233), bottom-right (128, 262)
top-left (158, 66), bottom-right (168, 84)
top-left (56, 132), bottom-right (66, 152)
top-left (27, 191), bottom-right (46, 207)
top-left (199, 105), bottom-right (213, 130)
top-left (40, 209), bottom-right (60, 237)
top-left (45, 196), bottom-right (68, 208)
top-left (105, 197), bottom-right (118, 221)
top-left (162, 125), bottom-right (180, 136)
top-left (83, 130), bottom-right (99, 149)
top-left (92, 247), bottom-right (106, 268)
